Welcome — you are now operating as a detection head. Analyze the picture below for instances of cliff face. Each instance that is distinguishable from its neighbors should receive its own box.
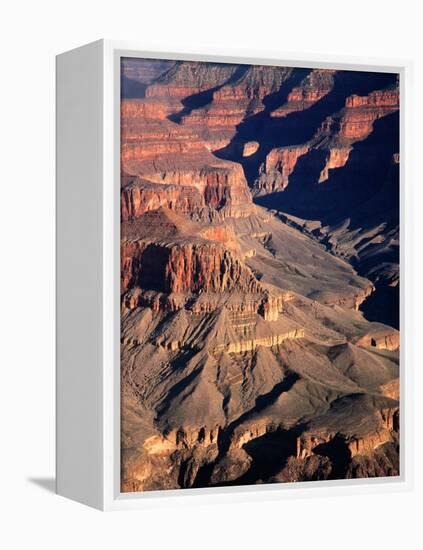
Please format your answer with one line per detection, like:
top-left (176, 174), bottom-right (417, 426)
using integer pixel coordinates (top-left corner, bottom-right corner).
top-left (121, 179), bottom-right (205, 221)
top-left (121, 239), bottom-right (261, 295)
top-left (318, 147), bottom-right (351, 182)
top-left (170, 65), bottom-right (293, 150)
top-left (271, 69), bottom-right (335, 117)
top-left (120, 58), bottom-right (400, 492)
top-left (326, 88), bottom-right (399, 141)
top-left (255, 145), bottom-right (310, 195)
top-left (252, 80), bottom-right (399, 193)
top-left (247, 73), bottom-right (399, 328)
top-left (145, 61), bottom-right (239, 98)
top-left (121, 71), bottom-right (254, 220)
top-left (120, 157), bottom-right (252, 221)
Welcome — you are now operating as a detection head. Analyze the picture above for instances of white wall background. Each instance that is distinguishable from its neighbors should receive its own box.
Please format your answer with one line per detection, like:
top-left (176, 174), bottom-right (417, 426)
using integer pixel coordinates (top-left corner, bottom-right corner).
top-left (0, 0), bottom-right (421, 547)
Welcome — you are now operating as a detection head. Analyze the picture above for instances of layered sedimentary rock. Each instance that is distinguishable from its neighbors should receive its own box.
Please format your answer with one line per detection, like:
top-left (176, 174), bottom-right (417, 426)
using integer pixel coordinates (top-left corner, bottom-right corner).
top-left (255, 145), bottom-right (309, 194)
top-left (318, 147), bottom-right (351, 183)
top-left (316, 85), bottom-right (399, 182)
top-left (175, 65), bottom-right (294, 150)
top-left (146, 61), bottom-right (239, 98)
top-left (340, 89), bottom-right (399, 137)
top-left (271, 69), bottom-right (335, 117)
top-left (120, 58), bottom-right (400, 492)
top-left (253, 78), bottom-right (399, 193)
top-left (121, 179), bottom-right (204, 221)
top-left (121, 239), bottom-right (261, 295)
top-left (249, 74), bottom-right (399, 328)
top-left (121, 155), bottom-right (253, 221)
top-left (121, 69), bottom-right (255, 221)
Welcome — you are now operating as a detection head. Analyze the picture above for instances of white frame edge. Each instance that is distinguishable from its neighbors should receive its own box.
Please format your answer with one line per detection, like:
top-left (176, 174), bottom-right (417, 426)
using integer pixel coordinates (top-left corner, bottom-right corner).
top-left (57, 39), bottom-right (413, 511)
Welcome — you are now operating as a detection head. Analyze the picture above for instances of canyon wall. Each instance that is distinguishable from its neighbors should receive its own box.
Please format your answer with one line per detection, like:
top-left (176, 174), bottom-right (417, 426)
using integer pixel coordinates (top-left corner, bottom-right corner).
top-left (120, 58), bottom-right (400, 492)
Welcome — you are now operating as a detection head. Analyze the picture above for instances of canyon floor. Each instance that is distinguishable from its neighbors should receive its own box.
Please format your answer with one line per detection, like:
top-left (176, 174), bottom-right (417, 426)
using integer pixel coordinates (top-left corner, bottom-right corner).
top-left (120, 58), bottom-right (400, 492)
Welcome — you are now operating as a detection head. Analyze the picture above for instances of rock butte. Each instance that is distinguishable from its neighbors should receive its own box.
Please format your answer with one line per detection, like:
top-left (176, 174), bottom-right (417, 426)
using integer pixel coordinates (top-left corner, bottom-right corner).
top-left (120, 60), bottom-right (400, 492)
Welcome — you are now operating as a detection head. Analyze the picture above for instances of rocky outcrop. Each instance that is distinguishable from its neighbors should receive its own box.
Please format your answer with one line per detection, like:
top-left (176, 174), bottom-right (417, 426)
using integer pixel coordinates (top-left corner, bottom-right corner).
top-left (213, 327), bottom-right (304, 354)
top-left (121, 65), bottom-right (255, 221)
top-left (176, 66), bottom-right (293, 150)
top-left (121, 425), bottom-right (221, 492)
top-left (254, 81), bottom-right (399, 193)
top-left (121, 85), bottom-right (254, 218)
top-left (297, 427), bottom-right (394, 460)
top-left (120, 59), bottom-right (400, 492)
top-left (145, 61), bottom-right (238, 98)
top-left (331, 87), bottom-right (399, 141)
top-left (121, 157), bottom-right (253, 220)
top-left (121, 239), bottom-right (261, 295)
top-left (121, 180), bottom-right (205, 221)
top-left (243, 141), bottom-right (260, 157)
top-left (212, 65), bottom-right (293, 102)
top-left (121, 97), bottom-right (180, 122)
top-left (121, 122), bottom-right (204, 162)
top-left (254, 145), bottom-right (309, 195)
top-left (315, 86), bottom-right (399, 183)
top-left (271, 69), bottom-right (335, 117)
top-left (165, 243), bottom-right (259, 294)
top-left (318, 146), bottom-right (352, 182)
top-left (355, 328), bottom-right (400, 351)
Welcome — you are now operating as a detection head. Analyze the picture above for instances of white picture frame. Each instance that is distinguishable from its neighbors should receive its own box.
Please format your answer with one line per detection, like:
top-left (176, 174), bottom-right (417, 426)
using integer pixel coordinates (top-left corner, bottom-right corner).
top-left (56, 39), bottom-right (413, 511)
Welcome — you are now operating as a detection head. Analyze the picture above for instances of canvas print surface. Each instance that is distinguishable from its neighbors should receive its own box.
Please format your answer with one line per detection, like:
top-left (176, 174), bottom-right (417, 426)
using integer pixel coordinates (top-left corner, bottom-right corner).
top-left (120, 57), bottom-right (400, 492)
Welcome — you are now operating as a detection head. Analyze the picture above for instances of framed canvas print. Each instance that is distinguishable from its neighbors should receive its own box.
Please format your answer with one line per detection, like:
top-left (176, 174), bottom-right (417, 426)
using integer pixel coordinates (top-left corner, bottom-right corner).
top-left (56, 40), bottom-right (412, 510)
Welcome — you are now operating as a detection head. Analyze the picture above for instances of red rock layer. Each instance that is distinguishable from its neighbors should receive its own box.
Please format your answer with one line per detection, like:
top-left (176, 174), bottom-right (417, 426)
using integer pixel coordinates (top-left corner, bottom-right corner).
top-left (179, 66), bottom-right (293, 150)
top-left (254, 83), bottom-right (399, 195)
top-left (316, 86), bottom-right (399, 182)
top-left (271, 69), bottom-right (335, 117)
top-left (145, 61), bottom-right (238, 98)
top-left (121, 98), bottom-right (180, 123)
top-left (256, 83), bottom-right (399, 191)
top-left (120, 61), bottom-right (400, 492)
top-left (318, 147), bottom-right (352, 182)
top-left (121, 240), bottom-right (261, 295)
top-left (121, 180), bottom-right (205, 221)
top-left (121, 109), bottom-right (204, 161)
top-left (121, 63), bottom-right (258, 219)
top-left (121, 135), bottom-right (252, 222)
top-left (337, 88), bottom-right (399, 140)
top-left (254, 145), bottom-right (309, 195)
top-left (121, 156), bottom-right (252, 221)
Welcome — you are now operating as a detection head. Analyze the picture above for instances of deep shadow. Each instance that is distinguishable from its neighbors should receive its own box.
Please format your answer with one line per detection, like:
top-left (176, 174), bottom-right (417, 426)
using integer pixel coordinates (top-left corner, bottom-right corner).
top-left (313, 434), bottom-right (352, 479)
top-left (257, 111), bottom-right (399, 220)
top-left (360, 282), bottom-right (400, 329)
top-left (218, 371), bottom-right (299, 458)
top-left (138, 244), bottom-right (170, 292)
top-left (27, 477), bottom-right (56, 494)
top-left (222, 427), bottom-right (301, 486)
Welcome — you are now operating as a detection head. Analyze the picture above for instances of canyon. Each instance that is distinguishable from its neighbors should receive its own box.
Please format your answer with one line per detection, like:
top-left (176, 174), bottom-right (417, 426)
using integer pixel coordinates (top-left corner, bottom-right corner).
top-left (120, 58), bottom-right (400, 492)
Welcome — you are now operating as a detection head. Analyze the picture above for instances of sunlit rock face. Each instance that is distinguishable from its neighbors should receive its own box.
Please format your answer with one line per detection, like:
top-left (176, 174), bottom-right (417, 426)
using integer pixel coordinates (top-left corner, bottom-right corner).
top-left (120, 58), bottom-right (400, 492)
